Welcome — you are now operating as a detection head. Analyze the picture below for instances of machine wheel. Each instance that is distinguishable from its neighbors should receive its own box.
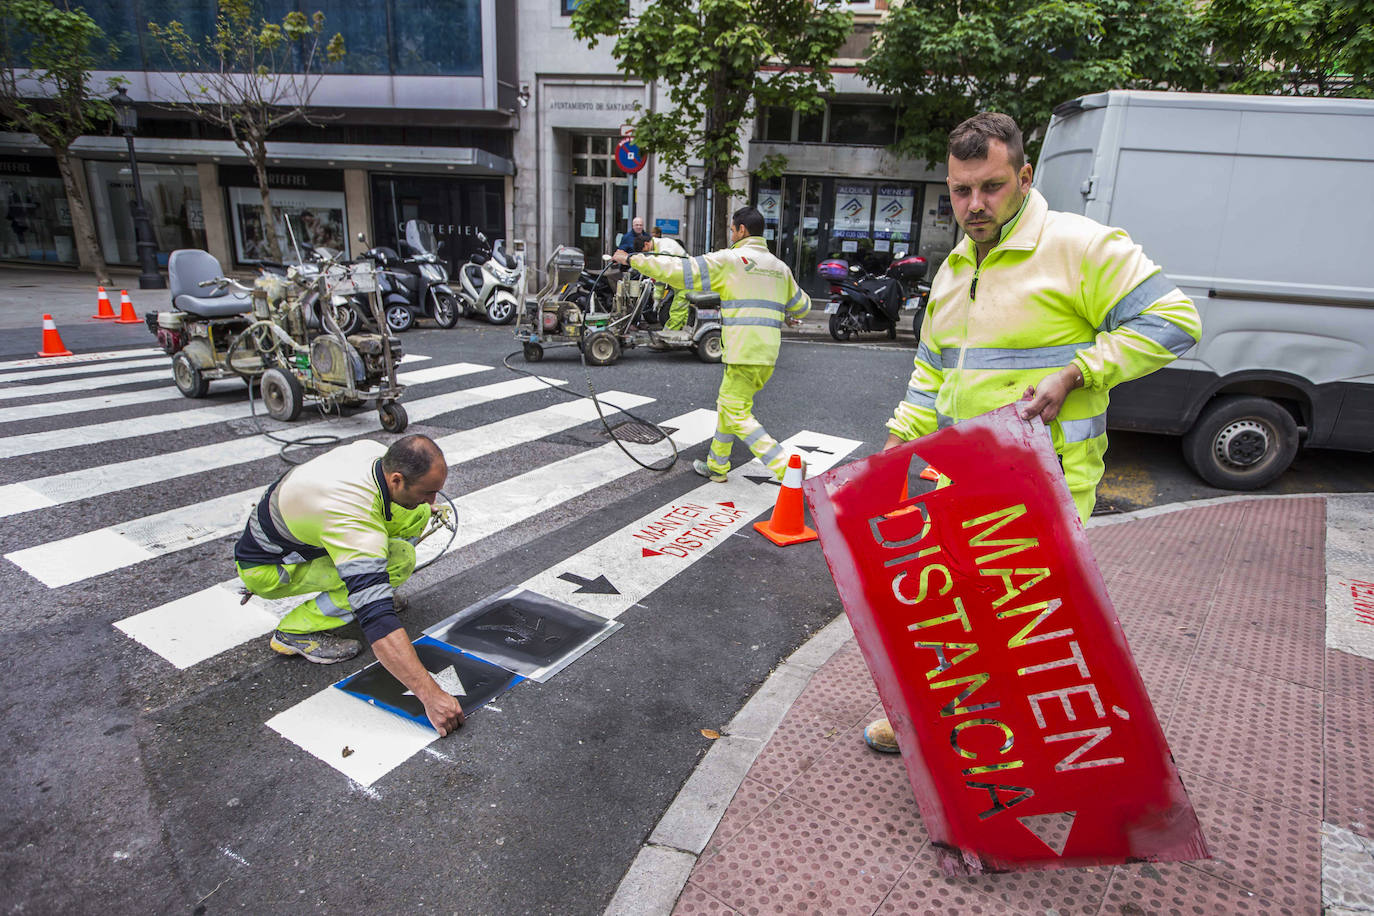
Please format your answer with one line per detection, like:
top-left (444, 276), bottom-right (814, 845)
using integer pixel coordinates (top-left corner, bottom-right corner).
top-left (385, 303), bottom-right (415, 333)
top-left (487, 294), bottom-right (516, 325)
top-left (433, 292), bottom-right (460, 329)
top-left (583, 330), bottom-right (622, 366)
top-left (523, 342), bottom-right (544, 363)
top-left (260, 367), bottom-right (304, 422)
top-left (695, 329), bottom-right (723, 363)
top-left (1181, 395), bottom-right (1299, 490)
top-left (828, 312), bottom-right (853, 341)
top-left (171, 351), bottom-right (209, 398)
top-left (378, 401), bottom-right (409, 433)
top-left (331, 299), bottom-right (362, 334)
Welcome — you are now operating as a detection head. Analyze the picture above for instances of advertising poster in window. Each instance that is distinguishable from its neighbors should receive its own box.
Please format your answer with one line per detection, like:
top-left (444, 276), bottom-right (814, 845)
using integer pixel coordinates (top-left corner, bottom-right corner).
top-left (227, 186), bottom-right (348, 263)
top-left (833, 183), bottom-right (872, 238)
top-left (874, 186), bottom-right (914, 240)
top-left (756, 188), bottom-right (781, 225)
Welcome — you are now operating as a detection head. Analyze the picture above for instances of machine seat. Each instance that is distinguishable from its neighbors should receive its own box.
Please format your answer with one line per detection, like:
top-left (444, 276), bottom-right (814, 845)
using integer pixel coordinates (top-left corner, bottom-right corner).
top-left (174, 293), bottom-right (252, 318)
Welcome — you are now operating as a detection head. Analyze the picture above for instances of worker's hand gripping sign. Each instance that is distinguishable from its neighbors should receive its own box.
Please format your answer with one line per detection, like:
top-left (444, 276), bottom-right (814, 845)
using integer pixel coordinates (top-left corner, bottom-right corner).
top-left (802, 405), bottom-right (1208, 873)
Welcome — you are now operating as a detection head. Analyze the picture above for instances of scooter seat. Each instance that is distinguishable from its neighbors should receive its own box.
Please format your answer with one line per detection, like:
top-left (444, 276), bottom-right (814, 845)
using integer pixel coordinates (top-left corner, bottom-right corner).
top-left (174, 292), bottom-right (252, 318)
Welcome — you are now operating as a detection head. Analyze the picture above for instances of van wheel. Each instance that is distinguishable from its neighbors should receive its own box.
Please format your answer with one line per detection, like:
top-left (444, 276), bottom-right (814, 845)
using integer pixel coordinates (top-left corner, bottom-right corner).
top-left (1182, 395), bottom-right (1298, 490)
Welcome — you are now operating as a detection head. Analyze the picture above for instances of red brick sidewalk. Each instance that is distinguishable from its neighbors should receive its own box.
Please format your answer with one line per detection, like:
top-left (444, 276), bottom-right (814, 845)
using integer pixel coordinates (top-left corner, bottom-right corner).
top-left (671, 497), bottom-right (1374, 915)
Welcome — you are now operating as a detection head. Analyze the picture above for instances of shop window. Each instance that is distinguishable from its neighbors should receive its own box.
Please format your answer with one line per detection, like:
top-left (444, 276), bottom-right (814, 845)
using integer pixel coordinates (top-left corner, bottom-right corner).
top-left (392, 0), bottom-right (483, 75)
top-left (827, 103), bottom-right (897, 146)
top-left (86, 160), bottom-right (205, 267)
top-left (797, 109), bottom-right (825, 143)
top-left (561, 0), bottom-right (580, 13)
top-left (315, 0), bottom-right (391, 75)
top-left (0, 168), bottom-right (77, 265)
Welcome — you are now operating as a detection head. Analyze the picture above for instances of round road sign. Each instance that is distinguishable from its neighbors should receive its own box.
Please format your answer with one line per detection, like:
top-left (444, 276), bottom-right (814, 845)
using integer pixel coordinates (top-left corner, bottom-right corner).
top-left (615, 140), bottom-right (646, 175)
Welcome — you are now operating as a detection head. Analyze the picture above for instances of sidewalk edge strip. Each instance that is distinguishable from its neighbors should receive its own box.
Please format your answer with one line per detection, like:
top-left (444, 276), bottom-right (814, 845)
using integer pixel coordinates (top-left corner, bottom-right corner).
top-left (603, 612), bottom-right (854, 916)
top-left (1086, 491), bottom-right (1325, 528)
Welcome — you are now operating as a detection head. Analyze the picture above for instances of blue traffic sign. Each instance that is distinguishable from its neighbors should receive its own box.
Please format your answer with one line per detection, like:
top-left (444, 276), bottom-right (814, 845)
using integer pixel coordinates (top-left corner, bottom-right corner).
top-left (616, 140), bottom-right (646, 174)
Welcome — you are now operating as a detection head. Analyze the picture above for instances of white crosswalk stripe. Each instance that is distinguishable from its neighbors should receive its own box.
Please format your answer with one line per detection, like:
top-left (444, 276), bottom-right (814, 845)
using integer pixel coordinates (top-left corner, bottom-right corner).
top-left (0, 368), bottom-right (174, 402)
top-left (0, 355), bottom-right (170, 383)
top-left (0, 362), bottom-right (490, 459)
top-left (0, 375), bottom-right (566, 518)
top-left (0, 386), bottom-right (187, 425)
top-left (0, 348), bottom-right (162, 371)
top-left (7, 390), bottom-right (662, 586)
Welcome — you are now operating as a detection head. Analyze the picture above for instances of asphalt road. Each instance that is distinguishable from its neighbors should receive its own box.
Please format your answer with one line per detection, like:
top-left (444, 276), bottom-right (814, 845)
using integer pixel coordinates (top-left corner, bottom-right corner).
top-left (1, 316), bottom-right (1369, 915)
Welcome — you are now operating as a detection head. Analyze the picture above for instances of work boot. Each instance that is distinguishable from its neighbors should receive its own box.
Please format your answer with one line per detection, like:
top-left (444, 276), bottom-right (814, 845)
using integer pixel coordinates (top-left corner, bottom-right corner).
top-left (863, 717), bottom-right (901, 754)
top-left (269, 629), bottom-right (361, 665)
top-left (692, 459), bottom-right (727, 483)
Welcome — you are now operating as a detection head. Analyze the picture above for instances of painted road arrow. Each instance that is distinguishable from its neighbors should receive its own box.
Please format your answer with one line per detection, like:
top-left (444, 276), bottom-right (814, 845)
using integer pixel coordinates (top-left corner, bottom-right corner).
top-left (520, 430), bottom-right (860, 620)
top-left (557, 572), bottom-right (620, 595)
top-left (743, 474), bottom-right (780, 486)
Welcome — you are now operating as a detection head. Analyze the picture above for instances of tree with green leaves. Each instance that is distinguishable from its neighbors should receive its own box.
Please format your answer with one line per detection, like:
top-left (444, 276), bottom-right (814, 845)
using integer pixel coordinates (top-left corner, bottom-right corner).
top-left (863, 0), bottom-right (1214, 166)
top-left (0, 0), bottom-right (116, 283)
top-left (149, 0), bottom-right (344, 261)
top-left (572, 0), bottom-right (852, 248)
top-left (1203, 0), bottom-right (1373, 97)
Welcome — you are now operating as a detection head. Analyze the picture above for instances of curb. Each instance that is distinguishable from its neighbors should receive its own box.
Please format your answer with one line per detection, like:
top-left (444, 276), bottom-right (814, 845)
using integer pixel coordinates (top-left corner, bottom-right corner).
top-left (606, 490), bottom-right (1361, 916)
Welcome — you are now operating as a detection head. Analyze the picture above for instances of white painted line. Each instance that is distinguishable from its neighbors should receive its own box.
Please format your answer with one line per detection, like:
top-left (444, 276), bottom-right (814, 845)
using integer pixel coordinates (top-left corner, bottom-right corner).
top-left (0, 356), bottom-right (168, 383)
top-left (9, 378), bottom-right (622, 587)
top-left (0, 368), bottom-right (172, 403)
top-left (265, 688), bottom-right (439, 786)
top-left (520, 431), bottom-right (860, 620)
top-left (0, 386), bottom-right (186, 425)
top-left (113, 407), bottom-right (709, 669)
top-left (0, 372), bottom-right (550, 518)
top-left (0, 348), bottom-right (162, 371)
top-left (0, 362), bottom-right (490, 459)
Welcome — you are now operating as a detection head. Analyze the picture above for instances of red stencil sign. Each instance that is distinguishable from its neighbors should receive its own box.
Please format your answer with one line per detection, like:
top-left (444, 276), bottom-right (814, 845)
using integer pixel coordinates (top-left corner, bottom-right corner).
top-left (802, 405), bottom-right (1208, 873)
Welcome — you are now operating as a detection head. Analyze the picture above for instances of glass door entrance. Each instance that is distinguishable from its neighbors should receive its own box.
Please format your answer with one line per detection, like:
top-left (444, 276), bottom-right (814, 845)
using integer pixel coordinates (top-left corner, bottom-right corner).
top-left (573, 179), bottom-right (631, 264)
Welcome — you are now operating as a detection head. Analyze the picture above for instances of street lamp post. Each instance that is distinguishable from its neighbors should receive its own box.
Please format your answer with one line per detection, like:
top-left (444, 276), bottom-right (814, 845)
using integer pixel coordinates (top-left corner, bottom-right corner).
top-left (110, 86), bottom-right (166, 290)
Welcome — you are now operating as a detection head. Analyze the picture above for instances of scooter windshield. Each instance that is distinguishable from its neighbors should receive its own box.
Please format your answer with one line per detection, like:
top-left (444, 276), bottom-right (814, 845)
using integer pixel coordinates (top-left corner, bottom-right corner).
top-left (404, 220), bottom-right (437, 256)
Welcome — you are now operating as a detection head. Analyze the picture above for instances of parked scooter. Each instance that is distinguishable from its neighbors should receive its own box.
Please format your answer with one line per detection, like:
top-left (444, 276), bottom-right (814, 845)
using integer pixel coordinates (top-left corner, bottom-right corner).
top-left (457, 232), bottom-right (524, 325)
top-left (818, 252), bottom-right (930, 341)
top-left (352, 221), bottom-right (461, 333)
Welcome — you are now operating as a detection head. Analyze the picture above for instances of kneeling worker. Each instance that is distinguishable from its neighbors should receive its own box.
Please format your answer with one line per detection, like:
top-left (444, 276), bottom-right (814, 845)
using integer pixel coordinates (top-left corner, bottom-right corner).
top-left (234, 435), bottom-right (464, 735)
top-left (614, 207), bottom-right (810, 482)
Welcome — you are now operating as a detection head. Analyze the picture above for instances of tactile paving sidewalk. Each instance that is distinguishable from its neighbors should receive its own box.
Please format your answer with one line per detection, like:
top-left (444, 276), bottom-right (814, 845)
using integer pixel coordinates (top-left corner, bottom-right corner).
top-left (673, 497), bottom-right (1374, 915)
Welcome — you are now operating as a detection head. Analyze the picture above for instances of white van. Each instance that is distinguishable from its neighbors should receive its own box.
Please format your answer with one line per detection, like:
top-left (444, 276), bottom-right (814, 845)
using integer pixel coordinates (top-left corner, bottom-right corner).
top-left (1035, 90), bottom-right (1374, 489)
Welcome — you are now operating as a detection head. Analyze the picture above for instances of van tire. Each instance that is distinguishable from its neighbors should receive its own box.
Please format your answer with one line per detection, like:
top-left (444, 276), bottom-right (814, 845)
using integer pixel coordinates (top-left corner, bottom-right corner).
top-left (1182, 395), bottom-right (1298, 490)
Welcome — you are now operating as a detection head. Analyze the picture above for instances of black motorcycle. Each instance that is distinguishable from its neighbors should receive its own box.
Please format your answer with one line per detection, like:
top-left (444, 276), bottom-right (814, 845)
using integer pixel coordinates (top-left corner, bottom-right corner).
top-left (819, 253), bottom-right (930, 342)
top-left (359, 220), bottom-right (461, 333)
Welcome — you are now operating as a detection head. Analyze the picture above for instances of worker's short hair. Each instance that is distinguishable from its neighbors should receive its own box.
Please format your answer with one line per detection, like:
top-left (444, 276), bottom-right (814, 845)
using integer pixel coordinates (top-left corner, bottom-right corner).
top-left (382, 434), bottom-right (443, 482)
top-left (731, 206), bottom-right (765, 237)
top-left (948, 112), bottom-right (1026, 169)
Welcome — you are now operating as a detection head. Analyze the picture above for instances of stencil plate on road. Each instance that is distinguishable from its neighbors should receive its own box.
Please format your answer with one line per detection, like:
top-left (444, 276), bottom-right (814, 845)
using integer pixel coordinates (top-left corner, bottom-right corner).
top-left (335, 637), bottom-right (522, 728)
top-left (425, 588), bottom-right (622, 682)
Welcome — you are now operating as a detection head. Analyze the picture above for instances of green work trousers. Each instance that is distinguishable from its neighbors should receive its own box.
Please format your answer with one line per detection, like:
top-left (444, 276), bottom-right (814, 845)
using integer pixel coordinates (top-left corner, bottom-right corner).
top-left (237, 537), bottom-right (417, 635)
top-left (664, 289), bottom-right (688, 331)
top-left (708, 363), bottom-right (788, 480)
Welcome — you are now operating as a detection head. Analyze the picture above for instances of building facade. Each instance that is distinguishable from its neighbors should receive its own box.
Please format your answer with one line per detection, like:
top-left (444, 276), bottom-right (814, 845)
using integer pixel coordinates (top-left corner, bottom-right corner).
top-left (1, 0), bottom-right (518, 280)
top-left (3, 0), bottom-right (956, 300)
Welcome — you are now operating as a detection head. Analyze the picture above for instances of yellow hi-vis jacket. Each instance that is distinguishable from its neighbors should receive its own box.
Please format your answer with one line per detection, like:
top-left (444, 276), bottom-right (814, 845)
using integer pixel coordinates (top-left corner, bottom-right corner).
top-left (629, 235), bottom-right (810, 365)
top-left (888, 188), bottom-right (1201, 521)
top-left (651, 236), bottom-right (688, 257)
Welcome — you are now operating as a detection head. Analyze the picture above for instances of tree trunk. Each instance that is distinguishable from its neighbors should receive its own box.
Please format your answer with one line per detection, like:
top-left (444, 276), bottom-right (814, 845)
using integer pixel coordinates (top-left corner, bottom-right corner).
top-left (705, 91), bottom-right (731, 250)
top-left (250, 141), bottom-right (284, 262)
top-left (53, 148), bottom-right (110, 286)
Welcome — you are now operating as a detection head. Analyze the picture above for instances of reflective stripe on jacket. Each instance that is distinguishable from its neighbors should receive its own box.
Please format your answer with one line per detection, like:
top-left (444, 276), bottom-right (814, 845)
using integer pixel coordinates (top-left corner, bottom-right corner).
top-left (888, 188), bottom-right (1201, 520)
top-left (630, 236), bottom-right (810, 365)
top-left (233, 439), bottom-right (430, 642)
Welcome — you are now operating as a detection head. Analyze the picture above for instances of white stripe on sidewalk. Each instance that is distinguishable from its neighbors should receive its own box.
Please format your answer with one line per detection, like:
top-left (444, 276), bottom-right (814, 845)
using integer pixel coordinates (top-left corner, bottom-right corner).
top-left (0, 356), bottom-right (169, 383)
top-left (0, 368), bottom-right (172, 403)
top-left (114, 406), bottom-right (710, 671)
top-left (518, 432), bottom-right (860, 620)
top-left (12, 390), bottom-right (663, 587)
top-left (0, 362), bottom-right (489, 459)
top-left (0, 374), bottom-right (559, 518)
top-left (0, 348), bottom-right (162, 371)
top-left (263, 409), bottom-right (717, 785)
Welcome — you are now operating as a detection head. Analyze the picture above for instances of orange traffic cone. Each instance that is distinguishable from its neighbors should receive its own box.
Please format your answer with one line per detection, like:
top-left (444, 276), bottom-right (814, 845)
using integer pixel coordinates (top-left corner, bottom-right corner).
top-left (93, 286), bottom-right (115, 320)
top-left (36, 314), bottom-right (73, 358)
top-left (753, 453), bottom-right (817, 547)
top-left (115, 289), bottom-right (141, 324)
top-left (890, 464), bottom-right (940, 518)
